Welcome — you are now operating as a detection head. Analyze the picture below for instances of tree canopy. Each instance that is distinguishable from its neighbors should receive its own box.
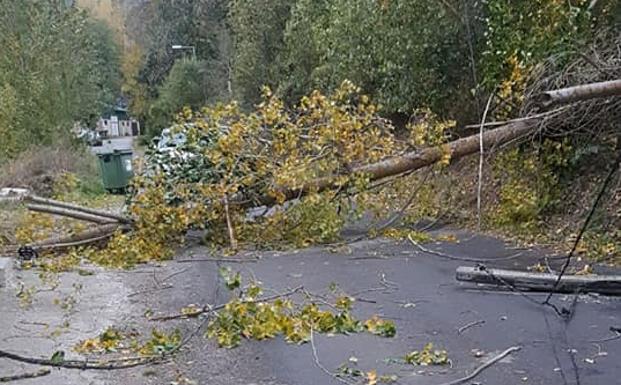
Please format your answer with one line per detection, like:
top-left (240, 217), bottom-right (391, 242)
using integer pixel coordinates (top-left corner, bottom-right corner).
top-left (0, 0), bottom-right (120, 159)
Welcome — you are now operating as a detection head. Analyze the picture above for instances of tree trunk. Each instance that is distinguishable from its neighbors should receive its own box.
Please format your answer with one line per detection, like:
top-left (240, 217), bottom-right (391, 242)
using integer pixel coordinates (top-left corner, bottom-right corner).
top-left (241, 120), bottom-right (536, 208)
top-left (26, 204), bottom-right (120, 224)
top-left (539, 79), bottom-right (621, 107)
top-left (30, 223), bottom-right (123, 247)
top-left (24, 195), bottom-right (131, 224)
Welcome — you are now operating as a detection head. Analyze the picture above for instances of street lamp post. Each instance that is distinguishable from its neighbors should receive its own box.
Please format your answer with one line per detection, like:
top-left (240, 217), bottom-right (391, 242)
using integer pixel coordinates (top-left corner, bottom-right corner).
top-left (171, 45), bottom-right (196, 60)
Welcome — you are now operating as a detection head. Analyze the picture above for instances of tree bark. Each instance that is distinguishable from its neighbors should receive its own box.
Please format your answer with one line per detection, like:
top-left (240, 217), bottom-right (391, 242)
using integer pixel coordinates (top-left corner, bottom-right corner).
top-left (30, 223), bottom-right (123, 248)
top-left (1, 224), bottom-right (124, 254)
top-left (26, 204), bottom-right (120, 224)
top-left (539, 79), bottom-right (621, 108)
top-left (23, 195), bottom-right (131, 224)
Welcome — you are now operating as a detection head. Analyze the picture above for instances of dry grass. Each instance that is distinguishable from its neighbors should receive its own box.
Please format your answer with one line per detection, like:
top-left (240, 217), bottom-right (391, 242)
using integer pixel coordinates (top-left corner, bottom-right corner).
top-left (0, 141), bottom-right (103, 196)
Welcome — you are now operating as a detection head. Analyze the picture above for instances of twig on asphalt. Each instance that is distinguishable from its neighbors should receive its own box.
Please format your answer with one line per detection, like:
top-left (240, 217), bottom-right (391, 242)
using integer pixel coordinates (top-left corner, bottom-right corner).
top-left (457, 320), bottom-right (486, 335)
top-left (408, 235), bottom-right (524, 263)
top-left (161, 267), bottom-right (191, 283)
top-left (127, 285), bottom-right (173, 298)
top-left (348, 255), bottom-right (389, 261)
top-left (351, 273), bottom-right (400, 297)
top-left (380, 272), bottom-right (399, 290)
top-left (176, 257), bottom-right (259, 263)
top-left (0, 368), bottom-right (51, 382)
top-left (436, 346), bottom-right (521, 385)
top-left (589, 328), bottom-right (621, 343)
top-left (0, 313), bottom-right (214, 372)
top-left (0, 350), bottom-right (165, 370)
top-left (309, 328), bottom-right (354, 385)
top-left (302, 290), bottom-right (340, 311)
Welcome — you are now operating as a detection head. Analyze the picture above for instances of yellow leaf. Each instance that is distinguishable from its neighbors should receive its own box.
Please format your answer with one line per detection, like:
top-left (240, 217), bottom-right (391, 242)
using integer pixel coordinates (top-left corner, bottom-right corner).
top-left (367, 370), bottom-right (378, 385)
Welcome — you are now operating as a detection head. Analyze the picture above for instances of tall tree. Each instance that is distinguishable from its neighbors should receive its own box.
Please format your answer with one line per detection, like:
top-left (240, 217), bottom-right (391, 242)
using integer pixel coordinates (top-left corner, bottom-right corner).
top-left (0, 0), bottom-right (121, 158)
top-left (119, 0), bottom-right (231, 133)
top-left (229, 0), bottom-right (293, 107)
top-left (148, 59), bottom-right (209, 136)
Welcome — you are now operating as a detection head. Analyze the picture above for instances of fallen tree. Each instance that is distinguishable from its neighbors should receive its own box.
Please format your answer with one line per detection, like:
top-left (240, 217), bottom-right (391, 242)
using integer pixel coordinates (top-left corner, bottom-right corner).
top-left (1, 224), bottom-right (125, 255)
top-left (539, 79), bottom-right (621, 107)
top-left (5, 77), bottom-right (620, 262)
top-left (243, 120), bottom-right (536, 208)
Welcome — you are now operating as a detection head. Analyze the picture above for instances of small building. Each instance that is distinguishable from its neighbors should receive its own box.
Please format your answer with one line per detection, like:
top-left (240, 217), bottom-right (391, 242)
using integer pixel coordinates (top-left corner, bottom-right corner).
top-left (96, 102), bottom-right (141, 138)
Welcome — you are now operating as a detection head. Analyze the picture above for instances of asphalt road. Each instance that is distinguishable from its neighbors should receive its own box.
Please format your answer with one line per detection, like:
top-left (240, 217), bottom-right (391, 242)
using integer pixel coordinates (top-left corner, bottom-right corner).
top-left (108, 230), bottom-right (621, 385)
top-left (1, 229), bottom-right (619, 385)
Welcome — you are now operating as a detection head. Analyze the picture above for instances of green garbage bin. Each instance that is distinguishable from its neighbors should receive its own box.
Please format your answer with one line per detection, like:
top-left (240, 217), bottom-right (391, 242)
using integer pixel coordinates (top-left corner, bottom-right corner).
top-left (97, 149), bottom-right (134, 193)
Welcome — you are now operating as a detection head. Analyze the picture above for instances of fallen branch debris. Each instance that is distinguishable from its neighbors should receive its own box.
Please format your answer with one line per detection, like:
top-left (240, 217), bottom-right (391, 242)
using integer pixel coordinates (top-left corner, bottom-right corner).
top-left (0, 349), bottom-right (164, 370)
top-left (150, 285), bottom-right (304, 321)
top-left (2, 224), bottom-right (125, 255)
top-left (408, 235), bottom-right (523, 263)
top-left (456, 266), bottom-right (621, 295)
top-left (0, 368), bottom-right (51, 382)
top-left (589, 327), bottom-right (621, 343)
top-left (437, 346), bottom-right (521, 385)
top-left (309, 328), bottom-right (355, 385)
top-left (457, 319), bottom-right (485, 335)
top-left (33, 224), bottom-right (123, 247)
top-left (25, 204), bottom-right (119, 224)
top-left (34, 233), bottom-right (116, 252)
top-left (176, 257), bottom-right (259, 263)
top-left (22, 195), bottom-right (132, 224)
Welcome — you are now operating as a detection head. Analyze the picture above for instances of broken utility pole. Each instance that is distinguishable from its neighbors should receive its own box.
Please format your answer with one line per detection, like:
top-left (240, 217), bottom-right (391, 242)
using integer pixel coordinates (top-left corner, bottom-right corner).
top-left (456, 266), bottom-right (621, 295)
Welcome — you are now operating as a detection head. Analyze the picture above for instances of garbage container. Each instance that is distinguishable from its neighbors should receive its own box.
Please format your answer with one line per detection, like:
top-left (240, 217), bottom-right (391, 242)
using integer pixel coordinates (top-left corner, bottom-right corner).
top-left (97, 149), bottom-right (134, 193)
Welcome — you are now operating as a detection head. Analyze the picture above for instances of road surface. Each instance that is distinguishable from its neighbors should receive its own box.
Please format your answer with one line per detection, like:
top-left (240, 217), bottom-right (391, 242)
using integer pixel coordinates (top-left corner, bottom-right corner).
top-left (1, 229), bottom-right (619, 385)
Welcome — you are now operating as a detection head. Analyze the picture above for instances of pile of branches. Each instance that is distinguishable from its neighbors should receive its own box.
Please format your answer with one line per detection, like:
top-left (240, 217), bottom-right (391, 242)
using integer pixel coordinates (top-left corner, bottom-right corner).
top-left (523, 29), bottom-right (621, 139)
top-left (1, 193), bottom-right (131, 255)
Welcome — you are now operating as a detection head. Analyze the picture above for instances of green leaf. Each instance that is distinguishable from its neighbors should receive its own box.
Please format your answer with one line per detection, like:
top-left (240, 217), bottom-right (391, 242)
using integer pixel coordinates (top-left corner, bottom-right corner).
top-left (219, 267), bottom-right (241, 290)
top-left (50, 351), bottom-right (65, 364)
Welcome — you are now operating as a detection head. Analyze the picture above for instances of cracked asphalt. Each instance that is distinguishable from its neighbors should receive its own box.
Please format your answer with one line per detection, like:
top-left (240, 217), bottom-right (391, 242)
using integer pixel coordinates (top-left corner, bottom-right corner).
top-left (1, 228), bottom-right (620, 385)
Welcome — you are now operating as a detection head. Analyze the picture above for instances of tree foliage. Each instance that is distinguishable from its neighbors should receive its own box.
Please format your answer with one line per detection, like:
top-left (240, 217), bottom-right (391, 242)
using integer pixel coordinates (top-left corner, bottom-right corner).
top-left (0, 0), bottom-right (120, 159)
top-left (85, 82), bottom-right (453, 266)
top-left (281, 0), bottom-right (470, 115)
top-left (147, 59), bottom-right (210, 137)
top-left (121, 0), bottom-right (231, 134)
top-left (228, 0), bottom-right (292, 107)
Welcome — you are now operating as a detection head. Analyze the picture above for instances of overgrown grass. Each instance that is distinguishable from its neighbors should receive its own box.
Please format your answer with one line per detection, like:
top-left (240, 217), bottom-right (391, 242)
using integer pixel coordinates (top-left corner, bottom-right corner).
top-left (0, 140), bottom-right (105, 198)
